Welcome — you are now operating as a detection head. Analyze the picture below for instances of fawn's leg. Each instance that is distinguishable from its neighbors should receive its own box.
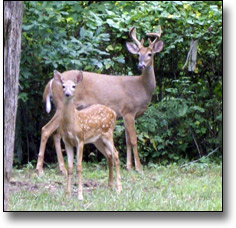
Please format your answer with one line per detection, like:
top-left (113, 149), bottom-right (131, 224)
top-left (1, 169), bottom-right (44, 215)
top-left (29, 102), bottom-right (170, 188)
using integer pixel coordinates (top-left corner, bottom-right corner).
top-left (94, 139), bottom-right (113, 188)
top-left (113, 147), bottom-right (122, 193)
top-left (103, 135), bottom-right (122, 193)
top-left (76, 141), bottom-right (84, 200)
top-left (53, 132), bottom-right (67, 175)
top-left (64, 141), bottom-right (74, 196)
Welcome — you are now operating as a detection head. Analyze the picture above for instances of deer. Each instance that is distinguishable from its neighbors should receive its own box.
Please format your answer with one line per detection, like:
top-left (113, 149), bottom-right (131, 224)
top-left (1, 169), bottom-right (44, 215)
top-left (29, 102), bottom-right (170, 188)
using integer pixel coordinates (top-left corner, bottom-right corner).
top-left (36, 25), bottom-right (164, 175)
top-left (53, 71), bottom-right (122, 200)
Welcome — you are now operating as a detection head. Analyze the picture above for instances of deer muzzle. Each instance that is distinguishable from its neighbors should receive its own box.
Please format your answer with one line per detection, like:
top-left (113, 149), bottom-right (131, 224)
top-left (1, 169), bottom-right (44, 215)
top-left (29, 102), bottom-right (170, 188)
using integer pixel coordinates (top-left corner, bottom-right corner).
top-left (138, 63), bottom-right (146, 70)
top-left (65, 91), bottom-right (72, 97)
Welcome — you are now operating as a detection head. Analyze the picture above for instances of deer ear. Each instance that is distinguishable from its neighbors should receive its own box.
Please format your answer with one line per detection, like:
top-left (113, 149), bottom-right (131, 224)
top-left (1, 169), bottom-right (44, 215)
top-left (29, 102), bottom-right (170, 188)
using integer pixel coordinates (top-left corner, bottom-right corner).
top-left (126, 42), bottom-right (139, 54)
top-left (54, 70), bottom-right (63, 84)
top-left (75, 71), bottom-right (83, 84)
top-left (152, 41), bottom-right (164, 54)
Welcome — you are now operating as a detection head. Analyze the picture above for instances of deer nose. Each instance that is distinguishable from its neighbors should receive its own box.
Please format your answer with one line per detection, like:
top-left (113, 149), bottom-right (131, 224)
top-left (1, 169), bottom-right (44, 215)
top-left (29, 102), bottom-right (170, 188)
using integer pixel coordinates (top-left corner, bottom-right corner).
top-left (138, 63), bottom-right (145, 70)
top-left (65, 92), bottom-right (71, 97)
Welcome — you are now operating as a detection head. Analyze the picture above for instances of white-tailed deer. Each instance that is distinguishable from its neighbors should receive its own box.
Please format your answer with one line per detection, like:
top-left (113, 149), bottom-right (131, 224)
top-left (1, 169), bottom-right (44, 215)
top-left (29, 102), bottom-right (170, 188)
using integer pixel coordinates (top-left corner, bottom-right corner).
top-left (36, 25), bottom-right (163, 175)
top-left (54, 71), bottom-right (122, 200)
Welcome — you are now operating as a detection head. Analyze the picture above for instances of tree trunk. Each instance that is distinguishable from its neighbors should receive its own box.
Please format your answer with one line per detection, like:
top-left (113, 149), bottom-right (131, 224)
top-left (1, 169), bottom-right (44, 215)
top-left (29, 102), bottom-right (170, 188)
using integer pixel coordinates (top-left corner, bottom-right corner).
top-left (4, 1), bottom-right (23, 211)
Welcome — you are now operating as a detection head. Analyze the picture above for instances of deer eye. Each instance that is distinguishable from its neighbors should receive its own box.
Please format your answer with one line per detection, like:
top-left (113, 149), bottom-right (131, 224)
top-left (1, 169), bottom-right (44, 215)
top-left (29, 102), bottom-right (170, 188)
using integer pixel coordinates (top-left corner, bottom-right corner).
top-left (148, 53), bottom-right (152, 57)
top-left (62, 85), bottom-right (65, 89)
top-left (72, 85), bottom-right (76, 89)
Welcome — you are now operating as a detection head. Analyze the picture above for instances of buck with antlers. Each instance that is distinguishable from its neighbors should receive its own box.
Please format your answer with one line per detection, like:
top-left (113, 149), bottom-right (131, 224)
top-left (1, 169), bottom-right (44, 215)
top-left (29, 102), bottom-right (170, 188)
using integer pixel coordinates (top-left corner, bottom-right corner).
top-left (36, 25), bottom-right (163, 175)
top-left (53, 71), bottom-right (122, 200)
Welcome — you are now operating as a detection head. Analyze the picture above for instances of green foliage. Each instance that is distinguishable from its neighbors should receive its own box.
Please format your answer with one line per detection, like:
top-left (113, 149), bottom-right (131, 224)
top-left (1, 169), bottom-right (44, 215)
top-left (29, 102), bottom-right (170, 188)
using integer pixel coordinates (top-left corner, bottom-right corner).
top-left (16, 1), bottom-right (222, 165)
top-left (132, 76), bottom-right (222, 163)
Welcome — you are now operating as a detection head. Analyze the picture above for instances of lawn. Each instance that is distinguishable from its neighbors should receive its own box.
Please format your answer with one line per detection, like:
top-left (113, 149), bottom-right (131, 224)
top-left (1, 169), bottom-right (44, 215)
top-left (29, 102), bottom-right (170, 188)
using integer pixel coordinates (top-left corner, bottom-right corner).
top-left (8, 161), bottom-right (222, 211)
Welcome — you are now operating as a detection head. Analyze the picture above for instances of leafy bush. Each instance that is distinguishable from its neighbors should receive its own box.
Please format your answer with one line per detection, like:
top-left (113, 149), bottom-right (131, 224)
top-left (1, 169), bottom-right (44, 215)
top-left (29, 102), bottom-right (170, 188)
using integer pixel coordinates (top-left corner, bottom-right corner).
top-left (133, 76), bottom-right (222, 164)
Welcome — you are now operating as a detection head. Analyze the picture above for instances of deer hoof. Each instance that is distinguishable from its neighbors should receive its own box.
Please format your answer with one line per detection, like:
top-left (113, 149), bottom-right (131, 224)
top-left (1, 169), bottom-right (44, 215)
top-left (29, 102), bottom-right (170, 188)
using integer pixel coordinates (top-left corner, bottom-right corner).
top-left (126, 164), bottom-right (132, 171)
top-left (135, 165), bottom-right (143, 173)
top-left (78, 194), bottom-right (83, 200)
top-left (60, 167), bottom-right (68, 176)
top-left (36, 169), bottom-right (44, 176)
top-left (117, 185), bottom-right (122, 193)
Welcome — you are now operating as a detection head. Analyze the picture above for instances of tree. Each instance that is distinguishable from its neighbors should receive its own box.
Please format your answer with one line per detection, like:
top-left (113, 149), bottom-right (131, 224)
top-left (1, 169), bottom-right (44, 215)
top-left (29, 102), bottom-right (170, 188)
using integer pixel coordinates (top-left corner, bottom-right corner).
top-left (4, 1), bottom-right (23, 211)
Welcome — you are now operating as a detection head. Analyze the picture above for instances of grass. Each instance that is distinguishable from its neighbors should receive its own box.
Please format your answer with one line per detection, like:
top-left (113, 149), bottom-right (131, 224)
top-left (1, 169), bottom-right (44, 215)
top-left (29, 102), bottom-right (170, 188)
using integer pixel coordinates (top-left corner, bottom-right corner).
top-left (8, 161), bottom-right (222, 211)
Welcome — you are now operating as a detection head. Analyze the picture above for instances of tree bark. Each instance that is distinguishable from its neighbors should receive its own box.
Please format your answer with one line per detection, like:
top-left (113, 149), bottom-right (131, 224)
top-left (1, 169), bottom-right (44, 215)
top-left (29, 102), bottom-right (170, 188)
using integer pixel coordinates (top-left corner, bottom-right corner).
top-left (4, 1), bottom-right (23, 211)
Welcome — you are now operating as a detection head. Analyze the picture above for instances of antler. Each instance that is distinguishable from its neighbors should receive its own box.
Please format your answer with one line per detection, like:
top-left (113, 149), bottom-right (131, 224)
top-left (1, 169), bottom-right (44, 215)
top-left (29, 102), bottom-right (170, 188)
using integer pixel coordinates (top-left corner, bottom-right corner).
top-left (147, 25), bottom-right (162, 48)
top-left (129, 26), bottom-right (143, 49)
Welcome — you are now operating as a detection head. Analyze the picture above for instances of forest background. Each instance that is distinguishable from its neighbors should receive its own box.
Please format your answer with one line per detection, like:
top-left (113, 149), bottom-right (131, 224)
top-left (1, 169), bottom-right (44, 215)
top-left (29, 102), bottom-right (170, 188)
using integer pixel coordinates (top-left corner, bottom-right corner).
top-left (15, 1), bottom-right (222, 167)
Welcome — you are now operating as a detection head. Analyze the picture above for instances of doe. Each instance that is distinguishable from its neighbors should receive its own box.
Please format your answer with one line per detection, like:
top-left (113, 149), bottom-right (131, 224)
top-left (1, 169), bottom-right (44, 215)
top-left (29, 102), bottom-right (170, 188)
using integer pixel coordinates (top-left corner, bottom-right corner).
top-left (54, 70), bottom-right (122, 200)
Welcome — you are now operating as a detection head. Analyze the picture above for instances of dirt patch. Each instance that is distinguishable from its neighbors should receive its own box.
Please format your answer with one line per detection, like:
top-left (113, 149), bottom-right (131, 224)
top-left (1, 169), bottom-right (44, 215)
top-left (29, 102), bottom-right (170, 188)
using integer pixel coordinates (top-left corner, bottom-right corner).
top-left (10, 181), bottom-right (39, 193)
top-left (10, 179), bottom-right (105, 196)
top-left (82, 179), bottom-right (101, 193)
top-left (83, 179), bottom-right (100, 188)
top-left (10, 180), bottom-right (63, 194)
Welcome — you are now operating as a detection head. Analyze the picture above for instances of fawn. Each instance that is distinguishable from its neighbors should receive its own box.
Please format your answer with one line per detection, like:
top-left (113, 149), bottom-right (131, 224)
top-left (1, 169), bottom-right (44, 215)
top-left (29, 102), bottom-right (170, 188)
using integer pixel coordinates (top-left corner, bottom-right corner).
top-left (54, 70), bottom-right (122, 200)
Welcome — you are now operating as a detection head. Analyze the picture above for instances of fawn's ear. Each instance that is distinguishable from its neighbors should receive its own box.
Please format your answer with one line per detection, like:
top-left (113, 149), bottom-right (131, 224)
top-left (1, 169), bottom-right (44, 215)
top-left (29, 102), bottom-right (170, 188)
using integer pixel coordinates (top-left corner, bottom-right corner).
top-left (75, 71), bottom-right (83, 84)
top-left (54, 70), bottom-right (63, 84)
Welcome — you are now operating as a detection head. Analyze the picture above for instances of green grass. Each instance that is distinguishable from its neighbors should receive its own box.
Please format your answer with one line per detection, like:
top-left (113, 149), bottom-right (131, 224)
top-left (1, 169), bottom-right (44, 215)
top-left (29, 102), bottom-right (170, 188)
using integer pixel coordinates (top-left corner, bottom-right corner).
top-left (9, 161), bottom-right (222, 211)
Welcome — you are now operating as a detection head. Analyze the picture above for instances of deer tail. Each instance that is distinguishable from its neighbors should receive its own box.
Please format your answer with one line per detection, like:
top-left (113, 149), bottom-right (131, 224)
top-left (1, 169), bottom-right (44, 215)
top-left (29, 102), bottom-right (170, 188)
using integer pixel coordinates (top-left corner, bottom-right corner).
top-left (43, 79), bottom-right (53, 113)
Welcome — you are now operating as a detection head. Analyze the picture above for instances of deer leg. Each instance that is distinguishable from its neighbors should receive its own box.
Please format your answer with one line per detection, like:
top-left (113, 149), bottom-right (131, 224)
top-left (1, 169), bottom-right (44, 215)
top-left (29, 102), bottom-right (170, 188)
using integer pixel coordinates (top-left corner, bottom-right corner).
top-left (36, 112), bottom-right (60, 175)
top-left (124, 114), bottom-right (142, 172)
top-left (102, 135), bottom-right (122, 192)
top-left (94, 139), bottom-right (113, 188)
top-left (76, 141), bottom-right (84, 200)
top-left (52, 133), bottom-right (67, 176)
top-left (124, 127), bottom-right (133, 170)
top-left (113, 147), bottom-right (122, 193)
top-left (65, 141), bottom-right (74, 197)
